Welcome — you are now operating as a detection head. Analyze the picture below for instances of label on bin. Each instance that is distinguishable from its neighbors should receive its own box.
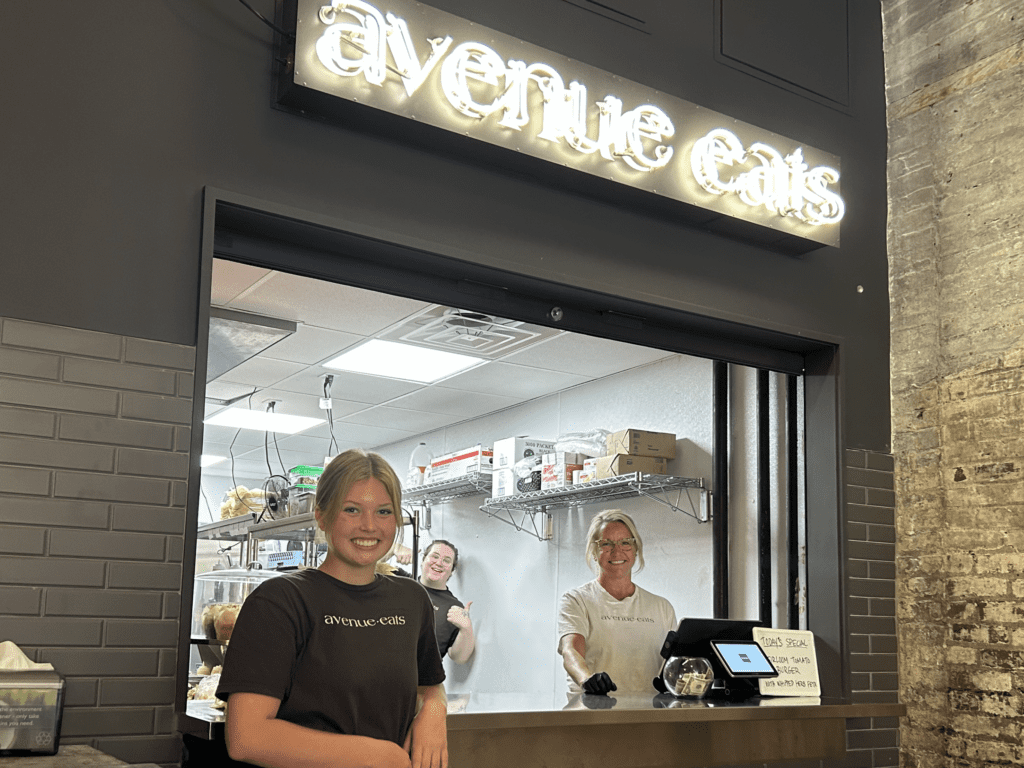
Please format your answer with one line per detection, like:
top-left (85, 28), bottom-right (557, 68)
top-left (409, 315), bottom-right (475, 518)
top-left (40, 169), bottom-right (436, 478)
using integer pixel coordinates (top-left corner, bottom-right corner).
top-left (0, 688), bottom-right (60, 753)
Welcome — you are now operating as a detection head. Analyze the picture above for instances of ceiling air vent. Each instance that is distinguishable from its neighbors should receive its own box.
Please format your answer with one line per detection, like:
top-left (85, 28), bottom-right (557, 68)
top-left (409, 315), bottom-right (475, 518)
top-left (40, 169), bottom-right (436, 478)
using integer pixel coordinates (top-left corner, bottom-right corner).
top-left (379, 306), bottom-right (563, 359)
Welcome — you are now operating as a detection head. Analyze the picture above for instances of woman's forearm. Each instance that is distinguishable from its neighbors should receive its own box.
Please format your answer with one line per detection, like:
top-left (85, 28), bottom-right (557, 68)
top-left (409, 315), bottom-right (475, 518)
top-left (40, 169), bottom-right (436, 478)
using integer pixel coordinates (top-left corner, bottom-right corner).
top-left (407, 685), bottom-right (448, 768)
top-left (228, 716), bottom-right (410, 768)
top-left (448, 624), bottom-right (475, 664)
top-left (559, 634), bottom-right (592, 686)
top-left (226, 692), bottom-right (410, 768)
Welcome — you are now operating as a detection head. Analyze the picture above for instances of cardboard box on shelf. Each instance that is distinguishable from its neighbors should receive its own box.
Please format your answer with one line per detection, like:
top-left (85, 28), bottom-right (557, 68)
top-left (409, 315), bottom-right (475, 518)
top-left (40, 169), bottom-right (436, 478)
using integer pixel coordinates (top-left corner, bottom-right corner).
top-left (492, 437), bottom-right (555, 470)
top-left (578, 457), bottom-right (599, 483)
top-left (541, 452), bottom-right (587, 490)
top-left (606, 428), bottom-right (677, 459)
top-left (429, 445), bottom-right (492, 483)
top-left (594, 454), bottom-right (668, 479)
top-left (491, 468), bottom-right (541, 498)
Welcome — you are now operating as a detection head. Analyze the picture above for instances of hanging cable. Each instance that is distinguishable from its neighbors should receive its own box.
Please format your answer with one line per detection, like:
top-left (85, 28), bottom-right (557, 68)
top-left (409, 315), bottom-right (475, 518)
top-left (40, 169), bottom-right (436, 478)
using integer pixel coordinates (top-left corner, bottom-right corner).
top-left (200, 484), bottom-right (215, 524)
top-left (324, 375), bottom-right (340, 456)
top-left (235, 0), bottom-right (294, 39)
top-left (273, 430), bottom-right (287, 476)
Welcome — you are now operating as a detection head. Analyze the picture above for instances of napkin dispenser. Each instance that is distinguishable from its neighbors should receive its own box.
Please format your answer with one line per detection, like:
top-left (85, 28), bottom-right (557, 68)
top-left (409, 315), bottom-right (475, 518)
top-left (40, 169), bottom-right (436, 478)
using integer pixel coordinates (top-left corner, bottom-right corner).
top-left (0, 669), bottom-right (66, 755)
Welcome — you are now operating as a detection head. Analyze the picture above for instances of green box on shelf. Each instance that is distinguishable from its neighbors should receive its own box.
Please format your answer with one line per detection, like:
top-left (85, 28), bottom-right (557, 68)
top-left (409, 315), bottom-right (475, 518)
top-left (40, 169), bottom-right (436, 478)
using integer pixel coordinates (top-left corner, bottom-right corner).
top-left (288, 465), bottom-right (324, 490)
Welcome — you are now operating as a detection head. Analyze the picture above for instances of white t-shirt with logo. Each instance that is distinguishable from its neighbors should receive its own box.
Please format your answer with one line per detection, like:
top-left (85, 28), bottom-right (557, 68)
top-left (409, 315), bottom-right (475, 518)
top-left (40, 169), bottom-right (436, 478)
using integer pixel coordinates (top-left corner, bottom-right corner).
top-left (557, 579), bottom-right (677, 694)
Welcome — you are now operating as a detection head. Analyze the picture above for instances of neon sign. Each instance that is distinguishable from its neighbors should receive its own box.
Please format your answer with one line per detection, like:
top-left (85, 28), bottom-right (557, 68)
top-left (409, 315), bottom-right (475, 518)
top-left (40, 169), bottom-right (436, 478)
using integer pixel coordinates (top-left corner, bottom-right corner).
top-left (286, 0), bottom-right (845, 245)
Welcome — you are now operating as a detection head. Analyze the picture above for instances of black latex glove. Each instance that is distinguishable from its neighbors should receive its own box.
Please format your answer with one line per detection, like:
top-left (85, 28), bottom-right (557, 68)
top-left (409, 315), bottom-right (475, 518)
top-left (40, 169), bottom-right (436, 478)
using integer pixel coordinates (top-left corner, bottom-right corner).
top-left (582, 671), bottom-right (617, 695)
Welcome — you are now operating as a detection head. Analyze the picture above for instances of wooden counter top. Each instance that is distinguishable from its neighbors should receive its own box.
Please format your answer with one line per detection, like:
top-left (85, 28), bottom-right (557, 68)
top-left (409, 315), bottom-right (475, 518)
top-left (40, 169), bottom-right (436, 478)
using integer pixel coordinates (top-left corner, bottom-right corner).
top-left (0, 745), bottom-right (159, 767)
top-left (181, 691), bottom-right (905, 768)
top-left (439, 692), bottom-right (904, 768)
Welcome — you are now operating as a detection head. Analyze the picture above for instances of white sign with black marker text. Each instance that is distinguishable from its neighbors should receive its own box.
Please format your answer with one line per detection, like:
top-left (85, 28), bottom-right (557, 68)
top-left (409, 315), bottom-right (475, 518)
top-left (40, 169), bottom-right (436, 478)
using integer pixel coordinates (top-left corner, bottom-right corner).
top-left (753, 627), bottom-right (820, 697)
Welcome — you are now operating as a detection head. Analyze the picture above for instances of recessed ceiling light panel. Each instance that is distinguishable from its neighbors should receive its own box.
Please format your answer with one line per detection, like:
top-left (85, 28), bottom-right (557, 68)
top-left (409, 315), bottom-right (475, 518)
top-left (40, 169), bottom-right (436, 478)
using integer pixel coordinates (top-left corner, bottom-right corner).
top-left (323, 339), bottom-right (483, 383)
top-left (204, 408), bottom-right (325, 434)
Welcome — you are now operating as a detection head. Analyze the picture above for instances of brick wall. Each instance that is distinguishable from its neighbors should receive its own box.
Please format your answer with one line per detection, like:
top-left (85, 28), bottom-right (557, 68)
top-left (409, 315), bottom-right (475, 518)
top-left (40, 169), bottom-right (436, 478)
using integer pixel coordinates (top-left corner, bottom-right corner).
top-left (0, 317), bottom-right (195, 767)
top-left (883, 1), bottom-right (1024, 766)
top-left (843, 449), bottom-right (899, 768)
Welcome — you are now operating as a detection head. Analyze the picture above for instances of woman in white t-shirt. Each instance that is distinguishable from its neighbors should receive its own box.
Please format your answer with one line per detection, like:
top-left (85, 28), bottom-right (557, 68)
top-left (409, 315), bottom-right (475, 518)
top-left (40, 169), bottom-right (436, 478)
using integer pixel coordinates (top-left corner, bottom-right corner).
top-left (557, 510), bottom-right (677, 695)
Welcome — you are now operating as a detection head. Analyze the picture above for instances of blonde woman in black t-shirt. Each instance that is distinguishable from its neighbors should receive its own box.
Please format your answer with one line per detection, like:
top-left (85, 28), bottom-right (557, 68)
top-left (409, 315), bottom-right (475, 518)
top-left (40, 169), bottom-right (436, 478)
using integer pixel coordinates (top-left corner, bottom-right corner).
top-left (218, 449), bottom-right (448, 768)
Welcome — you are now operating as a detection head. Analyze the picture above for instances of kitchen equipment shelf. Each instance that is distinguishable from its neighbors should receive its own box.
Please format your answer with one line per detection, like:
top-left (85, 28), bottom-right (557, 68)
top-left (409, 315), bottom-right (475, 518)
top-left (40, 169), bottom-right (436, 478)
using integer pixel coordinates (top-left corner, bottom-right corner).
top-left (197, 513), bottom-right (256, 566)
top-left (197, 513), bottom-right (256, 541)
top-left (404, 471), bottom-right (494, 504)
top-left (480, 473), bottom-right (708, 542)
top-left (245, 512), bottom-right (320, 567)
top-left (403, 471), bottom-right (494, 533)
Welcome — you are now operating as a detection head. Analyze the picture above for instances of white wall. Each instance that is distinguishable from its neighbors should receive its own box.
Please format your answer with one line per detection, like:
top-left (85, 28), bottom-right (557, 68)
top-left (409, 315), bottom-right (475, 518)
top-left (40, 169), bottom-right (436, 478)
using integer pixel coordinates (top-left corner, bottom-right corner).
top-left (376, 353), bottom-right (718, 696)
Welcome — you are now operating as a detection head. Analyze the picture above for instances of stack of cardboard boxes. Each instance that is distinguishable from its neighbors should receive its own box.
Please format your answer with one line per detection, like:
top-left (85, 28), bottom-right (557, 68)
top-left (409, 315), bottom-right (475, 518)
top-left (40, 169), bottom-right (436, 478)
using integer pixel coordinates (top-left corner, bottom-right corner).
top-left (586, 428), bottom-right (676, 480)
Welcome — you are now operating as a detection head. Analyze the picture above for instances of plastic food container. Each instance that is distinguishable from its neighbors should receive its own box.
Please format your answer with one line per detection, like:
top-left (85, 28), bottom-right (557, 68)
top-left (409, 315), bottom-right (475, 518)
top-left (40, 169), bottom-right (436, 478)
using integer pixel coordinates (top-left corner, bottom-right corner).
top-left (191, 568), bottom-right (283, 642)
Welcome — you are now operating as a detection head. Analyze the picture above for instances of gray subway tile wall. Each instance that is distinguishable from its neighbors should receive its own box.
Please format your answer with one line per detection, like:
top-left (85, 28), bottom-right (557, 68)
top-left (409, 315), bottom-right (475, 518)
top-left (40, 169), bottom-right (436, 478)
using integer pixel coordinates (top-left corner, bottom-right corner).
top-left (841, 449), bottom-right (899, 768)
top-left (718, 449), bottom-right (900, 768)
top-left (0, 316), bottom-right (195, 767)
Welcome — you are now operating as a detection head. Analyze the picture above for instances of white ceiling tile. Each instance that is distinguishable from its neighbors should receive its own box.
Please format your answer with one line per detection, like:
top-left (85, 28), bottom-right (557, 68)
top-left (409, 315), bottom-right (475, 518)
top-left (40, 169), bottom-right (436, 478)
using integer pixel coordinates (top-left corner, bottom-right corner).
top-left (262, 324), bottom-right (365, 365)
top-left (273, 433), bottom-right (333, 456)
top-left (210, 261), bottom-right (272, 305)
top-left (439, 361), bottom-right (590, 399)
top-left (217, 356), bottom-right (307, 388)
top-left (203, 258), bottom-right (690, 478)
top-left (200, 424), bottom-right (268, 448)
top-left (389, 386), bottom-right (521, 418)
top-left (226, 272), bottom-right (432, 335)
top-left (501, 334), bottom-right (676, 378)
top-left (274, 367), bottom-right (424, 405)
top-left (329, 421), bottom-right (419, 448)
top-left (341, 405), bottom-right (454, 433)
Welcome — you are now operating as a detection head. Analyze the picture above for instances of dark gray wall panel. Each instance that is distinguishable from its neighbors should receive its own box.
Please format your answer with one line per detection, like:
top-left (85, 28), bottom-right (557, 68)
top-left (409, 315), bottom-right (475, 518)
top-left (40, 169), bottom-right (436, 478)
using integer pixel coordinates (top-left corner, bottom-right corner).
top-left (0, 0), bottom-right (889, 450)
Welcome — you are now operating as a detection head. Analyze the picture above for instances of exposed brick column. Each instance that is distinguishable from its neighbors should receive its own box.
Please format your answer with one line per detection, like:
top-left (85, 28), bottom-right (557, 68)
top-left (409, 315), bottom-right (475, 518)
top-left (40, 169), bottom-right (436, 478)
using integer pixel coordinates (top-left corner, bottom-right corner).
top-left (883, 1), bottom-right (1024, 766)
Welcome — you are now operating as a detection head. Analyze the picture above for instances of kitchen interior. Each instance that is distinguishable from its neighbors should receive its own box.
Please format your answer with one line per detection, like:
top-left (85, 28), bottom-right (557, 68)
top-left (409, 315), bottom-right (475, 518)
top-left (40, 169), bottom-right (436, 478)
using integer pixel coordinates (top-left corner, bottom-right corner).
top-left (190, 256), bottom-right (803, 706)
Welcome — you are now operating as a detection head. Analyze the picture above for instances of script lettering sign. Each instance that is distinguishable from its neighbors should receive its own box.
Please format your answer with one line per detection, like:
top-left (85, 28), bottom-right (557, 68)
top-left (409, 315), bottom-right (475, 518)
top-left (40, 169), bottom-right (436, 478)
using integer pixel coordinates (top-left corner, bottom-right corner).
top-left (284, 0), bottom-right (844, 246)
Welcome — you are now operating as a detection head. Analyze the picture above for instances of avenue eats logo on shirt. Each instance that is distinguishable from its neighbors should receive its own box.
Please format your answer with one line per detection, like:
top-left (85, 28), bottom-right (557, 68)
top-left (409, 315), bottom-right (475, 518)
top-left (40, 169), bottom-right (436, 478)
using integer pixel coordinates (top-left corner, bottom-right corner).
top-left (601, 615), bottom-right (655, 624)
top-left (324, 614), bottom-right (407, 627)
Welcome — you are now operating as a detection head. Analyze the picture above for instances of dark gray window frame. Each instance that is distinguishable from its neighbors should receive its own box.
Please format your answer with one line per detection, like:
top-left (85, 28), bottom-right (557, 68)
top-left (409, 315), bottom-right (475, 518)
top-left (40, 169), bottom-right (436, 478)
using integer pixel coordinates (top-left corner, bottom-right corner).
top-left (177, 187), bottom-right (847, 719)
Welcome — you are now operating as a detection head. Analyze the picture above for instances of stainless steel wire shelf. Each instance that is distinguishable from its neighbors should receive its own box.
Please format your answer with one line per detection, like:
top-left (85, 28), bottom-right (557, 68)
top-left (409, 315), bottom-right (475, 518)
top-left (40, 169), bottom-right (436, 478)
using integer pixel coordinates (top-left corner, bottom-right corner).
top-left (403, 471), bottom-right (494, 504)
top-left (197, 513), bottom-right (256, 541)
top-left (480, 473), bottom-right (709, 542)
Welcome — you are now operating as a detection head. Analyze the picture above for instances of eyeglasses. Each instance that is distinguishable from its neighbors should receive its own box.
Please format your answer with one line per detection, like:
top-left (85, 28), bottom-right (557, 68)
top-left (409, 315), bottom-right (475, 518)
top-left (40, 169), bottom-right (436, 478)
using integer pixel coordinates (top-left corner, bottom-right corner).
top-left (596, 537), bottom-right (636, 551)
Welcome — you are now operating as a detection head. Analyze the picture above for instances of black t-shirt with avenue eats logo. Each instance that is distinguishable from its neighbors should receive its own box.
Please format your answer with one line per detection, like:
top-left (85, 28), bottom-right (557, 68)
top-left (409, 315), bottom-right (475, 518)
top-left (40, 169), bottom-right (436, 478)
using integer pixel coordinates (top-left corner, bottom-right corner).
top-left (217, 569), bottom-right (445, 745)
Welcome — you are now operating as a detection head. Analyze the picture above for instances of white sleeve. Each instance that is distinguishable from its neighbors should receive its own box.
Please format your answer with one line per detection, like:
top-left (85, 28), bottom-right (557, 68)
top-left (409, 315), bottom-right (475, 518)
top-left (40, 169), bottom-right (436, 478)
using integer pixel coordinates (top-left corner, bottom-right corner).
top-left (556, 589), bottom-right (591, 652)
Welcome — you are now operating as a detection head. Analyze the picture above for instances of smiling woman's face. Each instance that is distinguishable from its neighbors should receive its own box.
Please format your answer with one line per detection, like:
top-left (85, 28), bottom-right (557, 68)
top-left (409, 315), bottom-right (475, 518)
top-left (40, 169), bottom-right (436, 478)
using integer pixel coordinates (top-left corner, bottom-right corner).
top-left (316, 477), bottom-right (397, 585)
top-left (596, 521), bottom-right (636, 576)
top-left (421, 543), bottom-right (456, 588)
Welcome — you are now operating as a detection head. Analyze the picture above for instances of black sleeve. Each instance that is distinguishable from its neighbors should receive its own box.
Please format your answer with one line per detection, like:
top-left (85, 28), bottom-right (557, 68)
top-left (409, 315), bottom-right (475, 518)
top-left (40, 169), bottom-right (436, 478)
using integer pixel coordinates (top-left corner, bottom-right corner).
top-left (216, 581), bottom-right (307, 702)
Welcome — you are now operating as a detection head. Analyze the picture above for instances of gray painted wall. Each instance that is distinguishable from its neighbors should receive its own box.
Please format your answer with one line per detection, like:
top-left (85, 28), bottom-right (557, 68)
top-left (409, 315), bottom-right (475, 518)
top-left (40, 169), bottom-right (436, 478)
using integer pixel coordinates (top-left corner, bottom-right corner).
top-left (0, 0), bottom-right (890, 451)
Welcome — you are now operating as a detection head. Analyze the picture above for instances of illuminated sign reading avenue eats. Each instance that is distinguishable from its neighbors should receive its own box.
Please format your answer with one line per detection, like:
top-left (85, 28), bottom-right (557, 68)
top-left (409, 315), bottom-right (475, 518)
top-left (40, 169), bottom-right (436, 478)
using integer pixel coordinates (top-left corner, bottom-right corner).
top-left (289, 0), bottom-right (845, 246)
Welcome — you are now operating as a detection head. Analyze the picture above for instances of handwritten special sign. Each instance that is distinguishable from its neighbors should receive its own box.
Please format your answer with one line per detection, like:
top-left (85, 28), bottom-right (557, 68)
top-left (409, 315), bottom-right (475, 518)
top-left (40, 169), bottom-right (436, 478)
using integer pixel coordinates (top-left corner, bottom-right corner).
top-left (753, 627), bottom-right (820, 696)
